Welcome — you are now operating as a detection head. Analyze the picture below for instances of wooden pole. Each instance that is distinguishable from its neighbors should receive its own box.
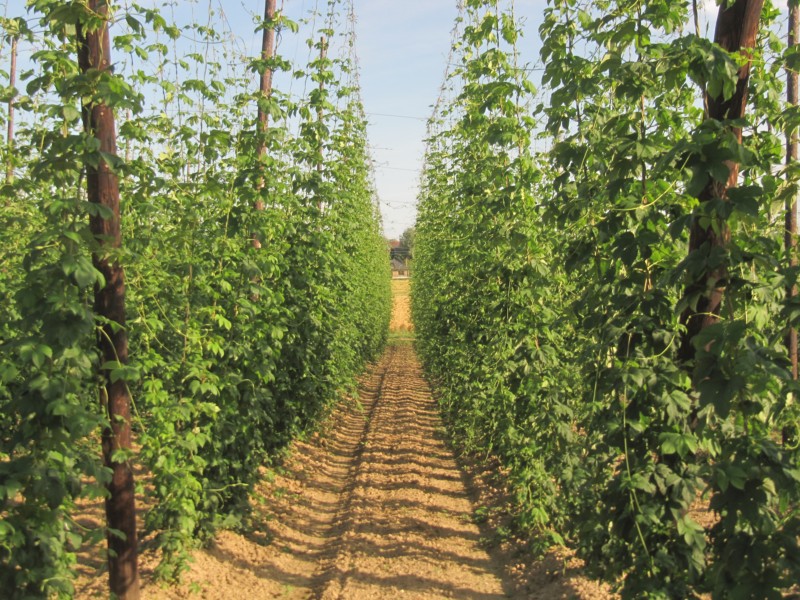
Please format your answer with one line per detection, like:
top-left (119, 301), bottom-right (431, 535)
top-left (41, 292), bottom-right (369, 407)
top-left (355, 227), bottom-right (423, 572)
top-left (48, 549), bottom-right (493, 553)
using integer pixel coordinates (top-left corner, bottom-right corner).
top-left (787, 1), bottom-right (799, 382)
top-left (76, 2), bottom-right (140, 598)
top-left (257, 0), bottom-right (277, 161)
top-left (677, 0), bottom-right (764, 364)
top-left (317, 35), bottom-right (327, 204)
top-left (6, 33), bottom-right (16, 183)
top-left (786, 2), bottom-right (800, 447)
top-left (253, 0), bottom-right (277, 243)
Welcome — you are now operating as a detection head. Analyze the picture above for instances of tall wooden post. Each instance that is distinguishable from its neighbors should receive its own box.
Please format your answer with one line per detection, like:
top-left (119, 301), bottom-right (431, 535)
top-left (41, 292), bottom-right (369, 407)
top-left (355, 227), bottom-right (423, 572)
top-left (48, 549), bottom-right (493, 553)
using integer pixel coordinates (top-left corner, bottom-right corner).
top-left (253, 0), bottom-right (277, 248)
top-left (786, 2), bottom-right (800, 448)
top-left (257, 0), bottom-right (277, 162)
top-left (76, 2), bottom-right (140, 598)
top-left (6, 32), bottom-right (17, 183)
top-left (677, 0), bottom-right (764, 363)
top-left (317, 35), bottom-right (327, 209)
top-left (787, 1), bottom-right (799, 382)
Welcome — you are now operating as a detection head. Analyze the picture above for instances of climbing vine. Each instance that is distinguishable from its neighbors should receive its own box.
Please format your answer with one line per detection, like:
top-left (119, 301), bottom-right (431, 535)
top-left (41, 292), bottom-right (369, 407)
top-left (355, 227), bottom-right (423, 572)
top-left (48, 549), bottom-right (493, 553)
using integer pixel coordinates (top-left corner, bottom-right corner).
top-left (414, 0), bottom-right (800, 597)
top-left (0, 0), bottom-right (389, 596)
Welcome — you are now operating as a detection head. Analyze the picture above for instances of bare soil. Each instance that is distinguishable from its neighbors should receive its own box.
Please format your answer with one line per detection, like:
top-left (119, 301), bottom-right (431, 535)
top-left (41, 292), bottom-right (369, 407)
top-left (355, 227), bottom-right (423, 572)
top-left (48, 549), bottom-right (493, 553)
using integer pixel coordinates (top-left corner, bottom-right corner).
top-left (110, 344), bottom-right (509, 599)
top-left (390, 278), bottom-right (413, 333)
top-left (75, 282), bottom-right (613, 598)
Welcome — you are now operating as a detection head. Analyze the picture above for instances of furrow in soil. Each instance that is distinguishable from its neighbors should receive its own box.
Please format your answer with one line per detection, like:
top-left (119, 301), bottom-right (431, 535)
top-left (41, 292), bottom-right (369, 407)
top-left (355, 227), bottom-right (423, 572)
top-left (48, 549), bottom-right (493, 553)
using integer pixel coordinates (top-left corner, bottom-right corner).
top-left (311, 343), bottom-right (508, 600)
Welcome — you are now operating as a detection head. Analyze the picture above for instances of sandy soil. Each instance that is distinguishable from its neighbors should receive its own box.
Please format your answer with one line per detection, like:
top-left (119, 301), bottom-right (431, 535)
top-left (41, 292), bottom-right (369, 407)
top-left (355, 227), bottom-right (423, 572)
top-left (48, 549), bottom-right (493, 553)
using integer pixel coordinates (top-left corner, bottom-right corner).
top-left (390, 278), bottom-right (413, 333)
top-left (312, 343), bottom-right (506, 599)
top-left (75, 281), bottom-right (614, 599)
top-left (109, 344), bottom-right (509, 599)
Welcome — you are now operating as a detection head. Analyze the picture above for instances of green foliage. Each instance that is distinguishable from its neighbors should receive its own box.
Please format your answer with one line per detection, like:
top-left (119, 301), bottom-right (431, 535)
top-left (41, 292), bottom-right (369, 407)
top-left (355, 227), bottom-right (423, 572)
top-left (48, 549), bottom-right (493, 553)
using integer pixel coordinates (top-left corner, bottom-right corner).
top-left (399, 226), bottom-right (416, 253)
top-left (0, 0), bottom-right (389, 593)
top-left (414, 1), bottom-right (800, 598)
top-left (0, 4), bottom-right (133, 595)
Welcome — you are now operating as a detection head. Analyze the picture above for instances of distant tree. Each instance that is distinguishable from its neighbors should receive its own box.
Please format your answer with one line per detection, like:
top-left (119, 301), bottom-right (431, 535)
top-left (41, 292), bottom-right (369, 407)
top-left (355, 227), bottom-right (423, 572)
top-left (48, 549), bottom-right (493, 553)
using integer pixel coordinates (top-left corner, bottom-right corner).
top-left (399, 226), bottom-right (415, 255)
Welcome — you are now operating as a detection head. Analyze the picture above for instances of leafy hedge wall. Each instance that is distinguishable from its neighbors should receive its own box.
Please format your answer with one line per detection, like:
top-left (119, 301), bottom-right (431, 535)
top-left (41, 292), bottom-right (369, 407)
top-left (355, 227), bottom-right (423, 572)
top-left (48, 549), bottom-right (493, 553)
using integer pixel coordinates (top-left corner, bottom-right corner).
top-left (0, 0), bottom-right (390, 595)
top-left (413, 1), bottom-right (800, 597)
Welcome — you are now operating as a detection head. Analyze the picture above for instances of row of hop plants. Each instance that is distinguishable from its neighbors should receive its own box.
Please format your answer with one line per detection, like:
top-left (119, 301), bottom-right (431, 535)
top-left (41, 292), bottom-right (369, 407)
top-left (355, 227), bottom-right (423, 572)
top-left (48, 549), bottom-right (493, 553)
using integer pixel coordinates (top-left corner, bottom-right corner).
top-left (413, 0), bottom-right (800, 598)
top-left (0, 0), bottom-right (390, 597)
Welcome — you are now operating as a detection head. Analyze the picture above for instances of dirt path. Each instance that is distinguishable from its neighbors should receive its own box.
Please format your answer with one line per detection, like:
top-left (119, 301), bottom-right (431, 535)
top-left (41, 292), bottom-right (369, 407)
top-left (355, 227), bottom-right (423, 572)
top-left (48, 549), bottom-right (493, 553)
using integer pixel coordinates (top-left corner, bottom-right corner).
top-left (78, 279), bottom-right (611, 598)
top-left (312, 343), bottom-right (506, 599)
top-left (136, 342), bottom-right (507, 599)
top-left (390, 278), bottom-right (413, 332)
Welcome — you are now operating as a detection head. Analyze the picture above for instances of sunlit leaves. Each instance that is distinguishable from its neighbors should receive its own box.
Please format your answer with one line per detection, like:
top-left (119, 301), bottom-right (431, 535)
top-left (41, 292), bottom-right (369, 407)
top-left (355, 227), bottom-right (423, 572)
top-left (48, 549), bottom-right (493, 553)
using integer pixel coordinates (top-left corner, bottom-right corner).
top-left (416, 1), bottom-right (800, 598)
top-left (1, 0), bottom-right (390, 592)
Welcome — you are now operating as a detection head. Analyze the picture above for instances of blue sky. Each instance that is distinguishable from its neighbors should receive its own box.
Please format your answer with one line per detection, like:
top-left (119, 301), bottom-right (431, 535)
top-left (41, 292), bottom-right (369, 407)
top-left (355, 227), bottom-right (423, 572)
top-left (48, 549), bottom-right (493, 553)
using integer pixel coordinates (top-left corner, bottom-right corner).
top-left (326, 0), bottom-right (725, 238)
top-left (266, 0), bottom-right (551, 239)
top-left (3, 0), bottom-right (783, 238)
top-left (349, 0), bottom-right (463, 239)
top-left (348, 1), bottom-right (552, 238)
top-left (157, 0), bottom-right (477, 239)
